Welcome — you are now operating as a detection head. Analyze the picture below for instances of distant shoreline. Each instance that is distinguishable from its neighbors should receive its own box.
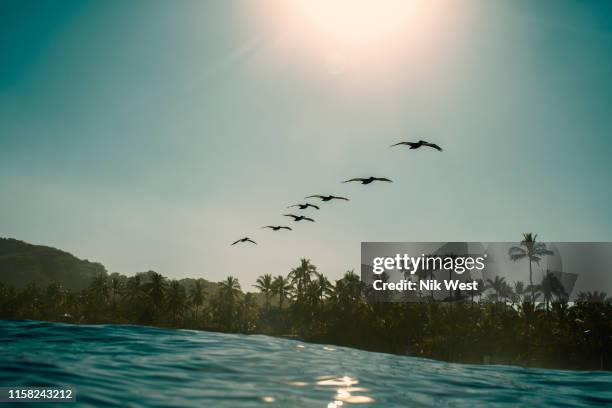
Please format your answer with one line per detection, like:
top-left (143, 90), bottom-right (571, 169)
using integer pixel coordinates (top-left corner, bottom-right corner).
top-left (1, 239), bottom-right (610, 372)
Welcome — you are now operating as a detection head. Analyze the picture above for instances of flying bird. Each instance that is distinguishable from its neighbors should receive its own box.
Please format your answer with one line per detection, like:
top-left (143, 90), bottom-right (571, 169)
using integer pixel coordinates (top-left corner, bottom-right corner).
top-left (284, 214), bottom-right (315, 222)
top-left (287, 203), bottom-right (320, 210)
top-left (305, 195), bottom-right (350, 202)
top-left (390, 140), bottom-right (443, 151)
top-left (231, 237), bottom-right (257, 245)
top-left (261, 225), bottom-right (293, 231)
top-left (343, 177), bottom-right (392, 185)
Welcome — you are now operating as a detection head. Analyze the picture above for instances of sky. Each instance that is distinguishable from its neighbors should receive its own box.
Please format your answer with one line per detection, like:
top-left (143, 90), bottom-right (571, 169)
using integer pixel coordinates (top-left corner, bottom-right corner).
top-left (1, 0), bottom-right (612, 287)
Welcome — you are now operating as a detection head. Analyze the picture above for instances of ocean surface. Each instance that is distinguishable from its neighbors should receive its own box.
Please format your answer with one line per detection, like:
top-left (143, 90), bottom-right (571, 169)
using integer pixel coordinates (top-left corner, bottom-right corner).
top-left (1, 320), bottom-right (611, 407)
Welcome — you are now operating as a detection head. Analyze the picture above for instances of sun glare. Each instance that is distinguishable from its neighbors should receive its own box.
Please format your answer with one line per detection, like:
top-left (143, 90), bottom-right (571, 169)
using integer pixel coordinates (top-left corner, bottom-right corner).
top-left (248, 0), bottom-right (461, 86)
top-left (289, 0), bottom-right (421, 46)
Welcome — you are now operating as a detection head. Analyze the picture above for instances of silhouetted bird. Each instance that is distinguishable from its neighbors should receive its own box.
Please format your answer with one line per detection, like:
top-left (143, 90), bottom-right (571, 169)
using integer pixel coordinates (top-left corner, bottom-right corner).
top-left (287, 203), bottom-right (320, 210)
top-left (305, 195), bottom-right (350, 202)
top-left (231, 237), bottom-right (257, 245)
top-left (390, 140), bottom-right (443, 151)
top-left (261, 225), bottom-right (293, 231)
top-left (284, 214), bottom-right (315, 222)
top-left (343, 177), bottom-right (392, 185)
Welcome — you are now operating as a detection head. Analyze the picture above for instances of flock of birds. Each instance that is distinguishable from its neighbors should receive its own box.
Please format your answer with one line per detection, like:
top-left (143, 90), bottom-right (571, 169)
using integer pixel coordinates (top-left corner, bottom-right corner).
top-left (230, 140), bottom-right (443, 246)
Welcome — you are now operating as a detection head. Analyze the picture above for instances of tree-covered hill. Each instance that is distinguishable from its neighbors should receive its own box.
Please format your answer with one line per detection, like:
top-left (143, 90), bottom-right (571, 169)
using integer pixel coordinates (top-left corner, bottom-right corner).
top-left (0, 238), bottom-right (107, 291)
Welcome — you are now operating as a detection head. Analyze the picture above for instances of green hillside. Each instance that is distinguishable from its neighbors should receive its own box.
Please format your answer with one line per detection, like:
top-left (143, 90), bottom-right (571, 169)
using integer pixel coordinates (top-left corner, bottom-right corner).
top-left (0, 238), bottom-right (107, 291)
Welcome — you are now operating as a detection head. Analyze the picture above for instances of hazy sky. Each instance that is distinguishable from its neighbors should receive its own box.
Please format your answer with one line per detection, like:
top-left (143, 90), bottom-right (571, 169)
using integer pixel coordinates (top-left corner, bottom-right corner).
top-left (1, 0), bottom-right (611, 287)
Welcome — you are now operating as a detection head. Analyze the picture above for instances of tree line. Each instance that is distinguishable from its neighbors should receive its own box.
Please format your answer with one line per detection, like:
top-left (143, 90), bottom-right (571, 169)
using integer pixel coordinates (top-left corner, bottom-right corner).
top-left (0, 234), bottom-right (610, 371)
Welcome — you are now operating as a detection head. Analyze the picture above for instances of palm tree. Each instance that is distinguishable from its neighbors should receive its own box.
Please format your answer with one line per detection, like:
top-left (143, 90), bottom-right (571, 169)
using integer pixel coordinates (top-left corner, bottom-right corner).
top-left (314, 272), bottom-right (333, 302)
top-left (537, 271), bottom-right (567, 310)
top-left (508, 233), bottom-right (553, 303)
top-left (333, 270), bottom-right (363, 304)
top-left (212, 276), bottom-right (242, 330)
top-left (145, 271), bottom-right (167, 307)
top-left (271, 275), bottom-right (292, 309)
top-left (125, 275), bottom-right (142, 301)
top-left (577, 291), bottom-right (611, 303)
top-left (190, 280), bottom-right (206, 320)
top-left (89, 274), bottom-right (110, 305)
top-left (166, 280), bottom-right (188, 324)
top-left (486, 276), bottom-right (508, 303)
top-left (253, 274), bottom-right (274, 309)
top-left (289, 259), bottom-right (317, 302)
top-left (238, 293), bottom-right (259, 332)
top-left (219, 276), bottom-right (241, 303)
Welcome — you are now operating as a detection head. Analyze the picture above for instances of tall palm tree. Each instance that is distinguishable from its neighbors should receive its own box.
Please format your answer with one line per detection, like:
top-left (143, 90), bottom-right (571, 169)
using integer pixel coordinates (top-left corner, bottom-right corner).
top-left (253, 274), bottom-right (274, 309)
top-left (508, 233), bottom-right (553, 304)
top-left (289, 259), bottom-right (317, 302)
top-left (271, 275), bottom-right (292, 309)
top-left (213, 277), bottom-right (242, 330)
top-left (145, 271), bottom-right (167, 307)
top-left (238, 293), bottom-right (259, 332)
top-left (166, 280), bottom-right (188, 324)
top-left (219, 276), bottom-right (241, 303)
top-left (314, 272), bottom-right (333, 302)
top-left (190, 280), bottom-right (206, 320)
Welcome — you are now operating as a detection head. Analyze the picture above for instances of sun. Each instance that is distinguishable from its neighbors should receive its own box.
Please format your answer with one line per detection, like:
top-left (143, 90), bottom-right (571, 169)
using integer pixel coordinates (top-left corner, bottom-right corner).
top-left (247, 0), bottom-right (461, 86)
top-left (287, 0), bottom-right (422, 47)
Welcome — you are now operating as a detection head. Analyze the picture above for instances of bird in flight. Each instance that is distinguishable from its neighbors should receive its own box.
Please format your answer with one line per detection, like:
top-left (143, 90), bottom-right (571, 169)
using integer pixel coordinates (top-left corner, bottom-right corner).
top-left (390, 140), bottom-right (443, 151)
top-left (284, 214), bottom-right (315, 222)
top-left (261, 225), bottom-right (293, 231)
top-left (287, 203), bottom-right (320, 210)
top-left (305, 195), bottom-right (350, 202)
top-left (343, 177), bottom-right (392, 185)
top-left (231, 237), bottom-right (257, 245)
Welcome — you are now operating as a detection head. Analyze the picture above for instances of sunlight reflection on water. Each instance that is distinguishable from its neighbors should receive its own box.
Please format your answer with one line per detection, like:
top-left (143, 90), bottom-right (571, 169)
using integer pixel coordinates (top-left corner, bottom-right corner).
top-left (316, 376), bottom-right (375, 405)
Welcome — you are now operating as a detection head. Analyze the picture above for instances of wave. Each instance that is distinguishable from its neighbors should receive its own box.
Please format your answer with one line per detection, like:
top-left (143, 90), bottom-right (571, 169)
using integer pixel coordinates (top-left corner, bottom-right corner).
top-left (1, 320), bottom-right (611, 407)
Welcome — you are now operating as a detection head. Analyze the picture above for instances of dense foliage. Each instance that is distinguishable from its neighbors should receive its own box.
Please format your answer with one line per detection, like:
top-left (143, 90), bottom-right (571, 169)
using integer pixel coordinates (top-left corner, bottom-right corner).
top-left (1, 259), bottom-right (610, 371)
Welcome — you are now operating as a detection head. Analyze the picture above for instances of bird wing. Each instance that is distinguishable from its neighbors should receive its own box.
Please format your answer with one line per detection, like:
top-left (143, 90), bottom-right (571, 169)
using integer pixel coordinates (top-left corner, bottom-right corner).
top-left (287, 204), bottom-right (298, 208)
top-left (374, 177), bottom-right (393, 182)
top-left (308, 204), bottom-right (320, 210)
top-left (261, 226), bottom-right (274, 229)
top-left (245, 239), bottom-right (257, 245)
top-left (425, 143), bottom-right (443, 151)
top-left (283, 214), bottom-right (298, 219)
top-left (281, 226), bottom-right (293, 230)
top-left (304, 217), bottom-right (315, 222)
top-left (331, 196), bottom-right (350, 201)
top-left (390, 142), bottom-right (409, 147)
top-left (231, 239), bottom-right (241, 245)
top-left (342, 178), bottom-right (364, 183)
top-left (305, 195), bottom-right (324, 199)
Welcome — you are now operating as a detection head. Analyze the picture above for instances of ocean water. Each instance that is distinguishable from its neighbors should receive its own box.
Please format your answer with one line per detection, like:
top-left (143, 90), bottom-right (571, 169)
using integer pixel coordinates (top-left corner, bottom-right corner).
top-left (1, 320), bottom-right (611, 407)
